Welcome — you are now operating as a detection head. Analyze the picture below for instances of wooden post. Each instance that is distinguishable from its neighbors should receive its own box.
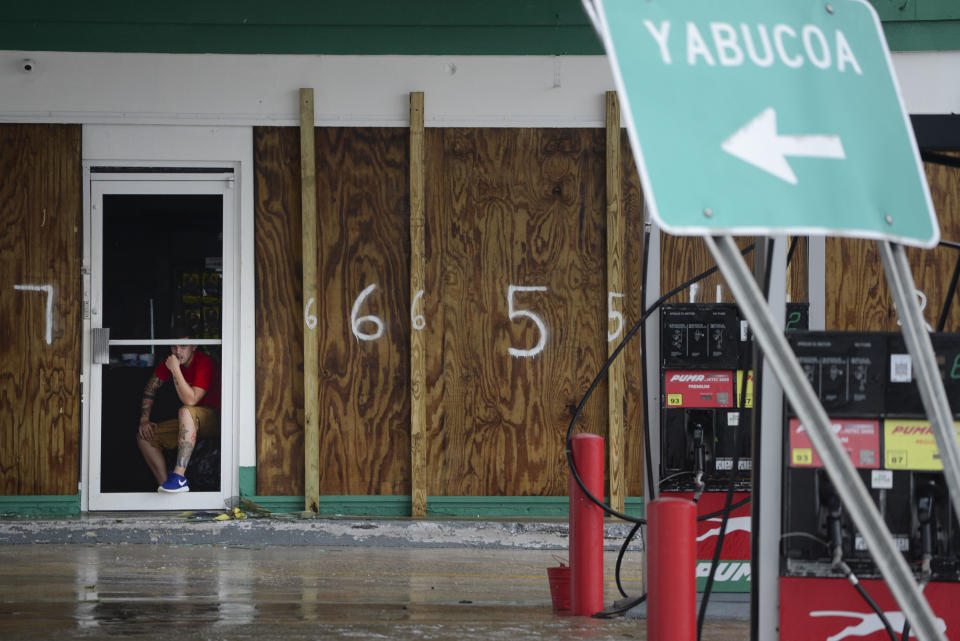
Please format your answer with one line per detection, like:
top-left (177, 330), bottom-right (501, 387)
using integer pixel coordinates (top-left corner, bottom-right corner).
top-left (606, 90), bottom-right (626, 514)
top-left (300, 88), bottom-right (320, 513)
top-left (409, 91), bottom-right (427, 518)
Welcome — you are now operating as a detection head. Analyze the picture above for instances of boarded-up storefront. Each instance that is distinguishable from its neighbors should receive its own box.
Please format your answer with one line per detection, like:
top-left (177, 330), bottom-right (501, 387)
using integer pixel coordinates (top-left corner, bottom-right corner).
top-left (254, 126), bottom-right (651, 501)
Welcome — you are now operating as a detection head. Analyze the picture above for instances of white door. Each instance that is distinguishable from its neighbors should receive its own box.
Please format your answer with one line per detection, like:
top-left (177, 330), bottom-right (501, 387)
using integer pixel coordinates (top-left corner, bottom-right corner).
top-left (87, 170), bottom-right (236, 510)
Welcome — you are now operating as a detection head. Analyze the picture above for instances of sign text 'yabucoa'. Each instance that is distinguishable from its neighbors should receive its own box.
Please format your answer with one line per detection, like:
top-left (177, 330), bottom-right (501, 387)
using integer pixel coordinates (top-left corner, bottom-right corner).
top-left (643, 21), bottom-right (862, 74)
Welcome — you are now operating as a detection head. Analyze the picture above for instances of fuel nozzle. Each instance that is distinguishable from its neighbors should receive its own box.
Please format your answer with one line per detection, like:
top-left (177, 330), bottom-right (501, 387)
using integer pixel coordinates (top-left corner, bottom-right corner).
top-left (826, 495), bottom-right (844, 566)
top-left (916, 476), bottom-right (943, 578)
top-left (918, 493), bottom-right (934, 558)
top-left (691, 418), bottom-right (707, 498)
top-left (819, 475), bottom-right (844, 567)
top-left (692, 421), bottom-right (706, 476)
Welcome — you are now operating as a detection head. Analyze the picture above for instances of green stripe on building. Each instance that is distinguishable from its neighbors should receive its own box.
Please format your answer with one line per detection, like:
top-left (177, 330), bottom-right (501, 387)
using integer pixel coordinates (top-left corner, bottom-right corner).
top-left (0, 0), bottom-right (955, 54)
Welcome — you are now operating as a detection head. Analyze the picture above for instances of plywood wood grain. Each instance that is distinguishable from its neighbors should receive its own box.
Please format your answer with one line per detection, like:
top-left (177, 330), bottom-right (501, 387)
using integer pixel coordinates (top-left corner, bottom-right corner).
top-left (409, 92), bottom-right (427, 516)
top-left (826, 155), bottom-right (960, 331)
top-left (621, 132), bottom-right (649, 499)
top-left (315, 127), bottom-right (411, 495)
top-left (256, 126), bottom-right (412, 496)
top-left (299, 89), bottom-right (320, 512)
top-left (254, 127), bottom-right (306, 495)
top-left (606, 92), bottom-right (626, 513)
top-left (433, 128), bottom-right (608, 496)
top-left (255, 126), bottom-right (653, 500)
top-left (0, 124), bottom-right (82, 495)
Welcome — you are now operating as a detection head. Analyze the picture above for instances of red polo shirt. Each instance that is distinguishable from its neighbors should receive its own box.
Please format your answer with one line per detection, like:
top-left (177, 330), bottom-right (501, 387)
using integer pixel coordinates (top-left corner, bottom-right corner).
top-left (154, 350), bottom-right (221, 408)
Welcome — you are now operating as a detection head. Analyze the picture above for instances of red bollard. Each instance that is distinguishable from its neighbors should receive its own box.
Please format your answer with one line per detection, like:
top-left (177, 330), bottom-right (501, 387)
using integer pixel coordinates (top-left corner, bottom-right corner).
top-left (648, 497), bottom-right (696, 641)
top-left (569, 433), bottom-right (604, 616)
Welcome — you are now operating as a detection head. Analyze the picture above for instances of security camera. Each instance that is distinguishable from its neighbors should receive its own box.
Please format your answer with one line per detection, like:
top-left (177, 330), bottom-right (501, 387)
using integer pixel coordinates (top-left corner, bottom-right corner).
top-left (22, 59), bottom-right (35, 73)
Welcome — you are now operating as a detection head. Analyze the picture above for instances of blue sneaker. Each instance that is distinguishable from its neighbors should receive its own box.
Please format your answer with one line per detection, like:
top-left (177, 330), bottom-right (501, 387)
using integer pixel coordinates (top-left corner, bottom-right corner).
top-left (158, 473), bottom-right (190, 494)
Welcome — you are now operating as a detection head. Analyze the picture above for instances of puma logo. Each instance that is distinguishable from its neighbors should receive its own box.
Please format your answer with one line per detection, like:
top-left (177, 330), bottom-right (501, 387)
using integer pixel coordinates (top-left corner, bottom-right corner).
top-left (696, 516), bottom-right (751, 542)
top-left (810, 610), bottom-right (947, 641)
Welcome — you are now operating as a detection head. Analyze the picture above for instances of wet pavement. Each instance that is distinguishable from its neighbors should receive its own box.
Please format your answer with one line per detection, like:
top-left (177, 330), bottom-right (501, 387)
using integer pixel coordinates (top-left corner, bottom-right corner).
top-left (0, 520), bottom-right (750, 640)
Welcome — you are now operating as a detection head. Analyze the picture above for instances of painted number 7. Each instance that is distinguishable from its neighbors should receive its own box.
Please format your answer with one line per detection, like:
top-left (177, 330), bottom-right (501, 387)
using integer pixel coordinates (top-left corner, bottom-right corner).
top-left (507, 285), bottom-right (548, 358)
top-left (14, 284), bottom-right (54, 345)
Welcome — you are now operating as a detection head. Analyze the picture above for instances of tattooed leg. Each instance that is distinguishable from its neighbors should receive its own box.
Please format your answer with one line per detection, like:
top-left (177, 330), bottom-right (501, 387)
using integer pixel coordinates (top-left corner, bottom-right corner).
top-left (173, 406), bottom-right (197, 476)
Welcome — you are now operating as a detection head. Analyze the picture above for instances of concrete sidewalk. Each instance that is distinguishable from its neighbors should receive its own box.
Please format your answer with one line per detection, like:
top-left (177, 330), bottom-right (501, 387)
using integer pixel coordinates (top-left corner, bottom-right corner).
top-left (0, 511), bottom-right (641, 549)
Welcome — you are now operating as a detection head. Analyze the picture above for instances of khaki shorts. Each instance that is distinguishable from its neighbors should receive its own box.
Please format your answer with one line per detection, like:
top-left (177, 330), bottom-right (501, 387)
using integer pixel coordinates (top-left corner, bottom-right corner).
top-left (149, 406), bottom-right (220, 450)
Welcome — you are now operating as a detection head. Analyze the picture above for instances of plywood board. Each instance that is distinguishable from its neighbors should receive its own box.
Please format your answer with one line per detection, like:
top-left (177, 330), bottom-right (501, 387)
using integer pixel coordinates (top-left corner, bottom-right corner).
top-left (431, 128), bottom-right (608, 496)
top-left (826, 154), bottom-right (960, 331)
top-left (0, 124), bottom-right (82, 495)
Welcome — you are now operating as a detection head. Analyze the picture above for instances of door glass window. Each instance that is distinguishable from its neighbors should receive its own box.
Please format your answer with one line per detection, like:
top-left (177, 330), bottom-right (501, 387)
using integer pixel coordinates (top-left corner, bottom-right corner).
top-left (99, 194), bottom-right (222, 493)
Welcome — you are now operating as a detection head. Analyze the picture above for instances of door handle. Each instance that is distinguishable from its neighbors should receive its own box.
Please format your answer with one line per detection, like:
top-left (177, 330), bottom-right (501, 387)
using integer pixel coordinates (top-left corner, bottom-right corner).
top-left (92, 327), bottom-right (110, 364)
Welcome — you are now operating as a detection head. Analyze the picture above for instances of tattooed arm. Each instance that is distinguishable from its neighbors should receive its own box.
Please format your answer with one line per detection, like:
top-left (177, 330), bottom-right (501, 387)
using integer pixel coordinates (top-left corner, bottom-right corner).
top-left (137, 375), bottom-right (164, 441)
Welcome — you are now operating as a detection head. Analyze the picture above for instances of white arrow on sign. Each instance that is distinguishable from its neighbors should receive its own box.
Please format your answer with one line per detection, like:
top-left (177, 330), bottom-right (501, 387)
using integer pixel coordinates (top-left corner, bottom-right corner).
top-left (721, 108), bottom-right (845, 185)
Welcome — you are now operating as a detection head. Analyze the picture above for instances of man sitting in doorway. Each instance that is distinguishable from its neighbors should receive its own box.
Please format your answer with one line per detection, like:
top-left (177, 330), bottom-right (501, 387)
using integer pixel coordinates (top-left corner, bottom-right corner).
top-left (136, 325), bottom-right (221, 493)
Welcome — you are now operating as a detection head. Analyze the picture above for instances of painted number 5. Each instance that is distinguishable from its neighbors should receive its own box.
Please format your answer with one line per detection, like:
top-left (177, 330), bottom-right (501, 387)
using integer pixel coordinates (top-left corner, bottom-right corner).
top-left (507, 285), bottom-right (548, 358)
top-left (607, 292), bottom-right (625, 342)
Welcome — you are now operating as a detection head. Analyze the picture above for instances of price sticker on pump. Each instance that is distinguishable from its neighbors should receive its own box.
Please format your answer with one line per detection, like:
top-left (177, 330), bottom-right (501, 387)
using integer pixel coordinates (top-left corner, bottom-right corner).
top-left (883, 419), bottom-right (960, 470)
top-left (664, 370), bottom-right (734, 408)
top-left (789, 417), bottom-right (879, 468)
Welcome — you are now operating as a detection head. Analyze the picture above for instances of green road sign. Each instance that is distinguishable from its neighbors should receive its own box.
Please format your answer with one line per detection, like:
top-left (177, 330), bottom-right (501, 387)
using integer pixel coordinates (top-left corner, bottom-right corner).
top-left (589, 0), bottom-right (939, 247)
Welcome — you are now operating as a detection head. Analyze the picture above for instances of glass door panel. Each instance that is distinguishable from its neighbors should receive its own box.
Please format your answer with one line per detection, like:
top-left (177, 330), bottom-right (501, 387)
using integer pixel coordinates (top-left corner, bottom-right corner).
top-left (88, 176), bottom-right (232, 510)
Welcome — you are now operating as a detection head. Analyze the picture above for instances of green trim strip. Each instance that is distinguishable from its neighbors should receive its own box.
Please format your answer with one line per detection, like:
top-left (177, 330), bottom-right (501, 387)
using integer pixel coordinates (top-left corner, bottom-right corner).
top-left (871, 0), bottom-right (960, 21)
top-left (0, 24), bottom-right (604, 55)
top-left (0, 0), bottom-right (955, 54)
top-left (0, 495), bottom-right (80, 516)
top-left (882, 21), bottom-right (960, 51)
top-left (239, 466), bottom-right (256, 498)
top-left (240, 466), bottom-right (646, 517)
top-left (0, 492), bottom-right (642, 519)
top-left (241, 493), bottom-right (646, 518)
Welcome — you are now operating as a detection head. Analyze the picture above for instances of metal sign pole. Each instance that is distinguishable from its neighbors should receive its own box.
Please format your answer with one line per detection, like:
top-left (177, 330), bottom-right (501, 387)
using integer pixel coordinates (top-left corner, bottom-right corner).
top-left (749, 239), bottom-right (786, 641)
top-left (878, 240), bottom-right (960, 524)
top-left (705, 234), bottom-right (944, 641)
top-left (642, 207), bottom-right (661, 597)
top-left (643, 209), bottom-right (662, 508)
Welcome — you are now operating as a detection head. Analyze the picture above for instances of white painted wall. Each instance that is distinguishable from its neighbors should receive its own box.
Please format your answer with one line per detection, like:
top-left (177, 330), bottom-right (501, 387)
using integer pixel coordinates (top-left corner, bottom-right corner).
top-left (2, 51), bottom-right (957, 128)
top-left (2, 53), bottom-right (612, 127)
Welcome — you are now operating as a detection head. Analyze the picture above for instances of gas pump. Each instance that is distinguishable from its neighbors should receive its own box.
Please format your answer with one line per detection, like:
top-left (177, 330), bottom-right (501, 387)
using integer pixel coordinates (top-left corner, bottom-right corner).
top-left (780, 331), bottom-right (960, 641)
top-left (659, 302), bottom-right (809, 594)
top-left (660, 303), bottom-right (753, 593)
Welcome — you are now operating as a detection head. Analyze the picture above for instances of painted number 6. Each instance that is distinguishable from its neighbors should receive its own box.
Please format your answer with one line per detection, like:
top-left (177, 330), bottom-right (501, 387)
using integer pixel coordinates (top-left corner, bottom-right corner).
top-left (304, 296), bottom-right (317, 330)
top-left (411, 289), bottom-right (426, 331)
top-left (351, 284), bottom-right (385, 341)
top-left (507, 285), bottom-right (548, 358)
